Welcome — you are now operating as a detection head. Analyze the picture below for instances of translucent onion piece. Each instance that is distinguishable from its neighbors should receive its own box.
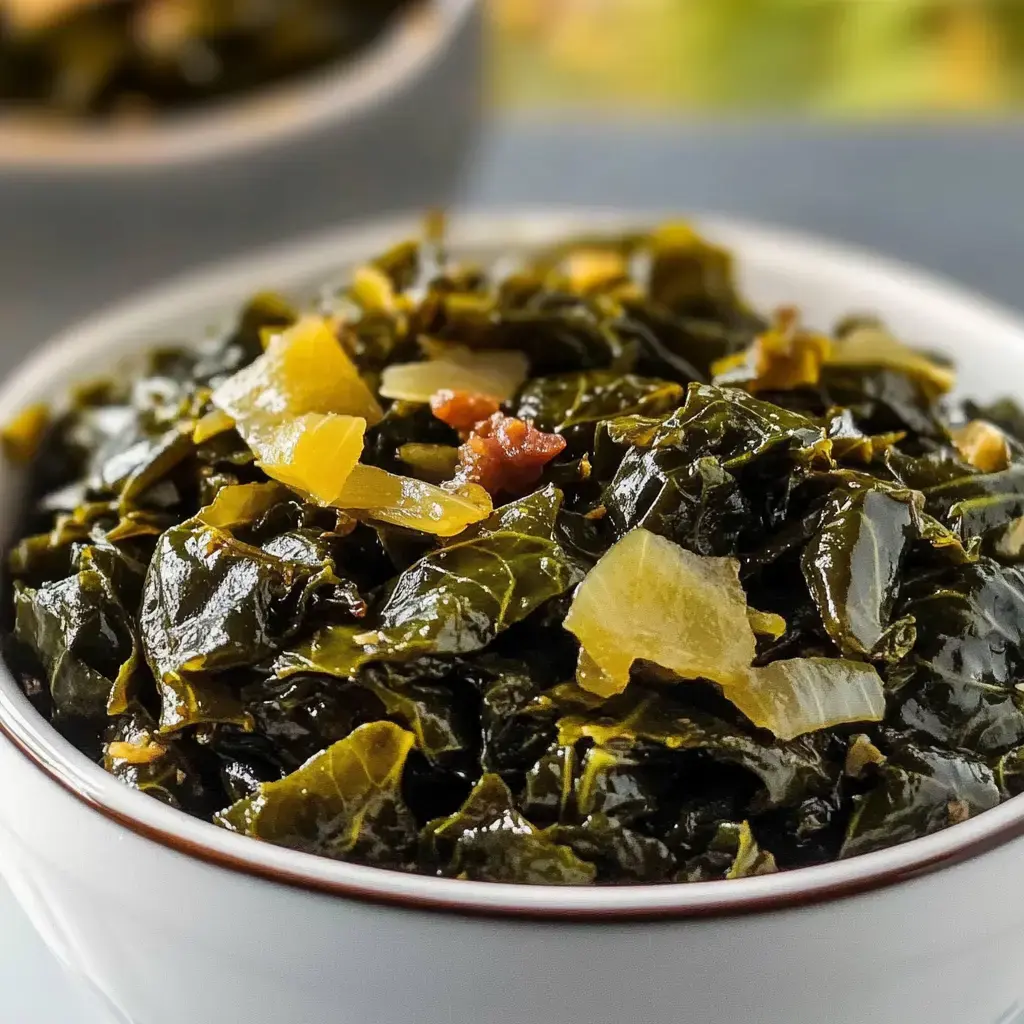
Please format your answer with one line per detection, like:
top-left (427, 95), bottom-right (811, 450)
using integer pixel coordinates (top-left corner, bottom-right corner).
top-left (575, 648), bottom-right (621, 700)
top-left (712, 309), bottom-right (832, 393)
top-left (198, 482), bottom-right (289, 530)
top-left (136, 0), bottom-right (202, 57)
top-left (731, 658), bottom-right (886, 742)
top-left (212, 316), bottom-right (382, 431)
top-left (564, 529), bottom-right (885, 740)
top-left (564, 528), bottom-right (757, 698)
top-left (747, 608), bottom-right (787, 639)
top-left (379, 346), bottom-right (529, 404)
top-left (1, 402), bottom-right (50, 464)
top-left (336, 464), bottom-right (492, 537)
top-left (192, 408), bottom-right (235, 444)
top-left (563, 248), bottom-right (629, 292)
top-left (106, 737), bottom-right (167, 765)
top-left (953, 420), bottom-right (1011, 473)
top-left (351, 265), bottom-right (399, 314)
top-left (250, 414), bottom-right (366, 507)
top-left (828, 325), bottom-right (955, 394)
top-left (845, 733), bottom-right (888, 778)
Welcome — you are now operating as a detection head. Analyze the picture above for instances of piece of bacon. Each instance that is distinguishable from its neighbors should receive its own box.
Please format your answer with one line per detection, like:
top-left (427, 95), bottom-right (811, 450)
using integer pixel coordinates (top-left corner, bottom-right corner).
top-left (430, 389), bottom-right (502, 433)
top-left (455, 412), bottom-right (566, 495)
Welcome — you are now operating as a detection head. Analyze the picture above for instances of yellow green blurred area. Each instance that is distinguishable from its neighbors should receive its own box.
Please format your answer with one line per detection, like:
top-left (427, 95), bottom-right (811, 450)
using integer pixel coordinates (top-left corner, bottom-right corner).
top-left (492, 0), bottom-right (1024, 113)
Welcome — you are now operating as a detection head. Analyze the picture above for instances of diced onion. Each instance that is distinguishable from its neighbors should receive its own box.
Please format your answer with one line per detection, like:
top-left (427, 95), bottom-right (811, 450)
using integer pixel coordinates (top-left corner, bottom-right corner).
top-left (953, 420), bottom-right (1011, 473)
top-left (379, 346), bottom-right (529, 404)
top-left (564, 529), bottom-right (756, 698)
top-left (828, 325), bottom-right (955, 394)
top-left (336, 464), bottom-right (492, 537)
top-left (250, 414), bottom-right (366, 508)
top-left (732, 658), bottom-right (886, 742)
top-left (212, 316), bottom-right (382, 431)
top-left (564, 528), bottom-right (886, 739)
top-left (192, 408), bottom-right (236, 445)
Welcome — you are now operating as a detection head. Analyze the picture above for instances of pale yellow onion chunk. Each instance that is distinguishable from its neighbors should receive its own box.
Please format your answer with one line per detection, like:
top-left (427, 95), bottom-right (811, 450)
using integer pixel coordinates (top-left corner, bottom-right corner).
top-left (336, 464), bottom-right (492, 537)
top-left (747, 608), bottom-right (787, 639)
top-left (735, 658), bottom-right (886, 742)
top-left (828, 325), bottom-right (955, 394)
top-left (952, 420), bottom-right (1011, 473)
top-left (197, 482), bottom-right (290, 530)
top-left (564, 529), bottom-right (756, 699)
top-left (192, 408), bottom-right (235, 445)
top-left (565, 529), bottom-right (886, 740)
top-left (351, 266), bottom-right (400, 314)
top-left (250, 414), bottom-right (366, 507)
top-left (379, 346), bottom-right (529, 404)
top-left (563, 249), bottom-right (629, 292)
top-left (212, 316), bottom-right (382, 430)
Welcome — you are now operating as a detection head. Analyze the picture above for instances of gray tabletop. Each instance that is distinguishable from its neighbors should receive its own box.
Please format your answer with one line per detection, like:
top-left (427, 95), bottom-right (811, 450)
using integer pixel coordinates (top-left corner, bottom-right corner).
top-left (2, 114), bottom-right (1023, 1023)
top-left (4, 116), bottom-right (1024, 363)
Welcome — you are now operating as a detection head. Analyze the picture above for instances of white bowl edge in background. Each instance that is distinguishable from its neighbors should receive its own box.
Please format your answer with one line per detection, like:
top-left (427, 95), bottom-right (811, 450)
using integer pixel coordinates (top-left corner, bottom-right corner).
top-left (0, 0), bottom-right (479, 171)
top-left (0, 0), bottom-right (484, 356)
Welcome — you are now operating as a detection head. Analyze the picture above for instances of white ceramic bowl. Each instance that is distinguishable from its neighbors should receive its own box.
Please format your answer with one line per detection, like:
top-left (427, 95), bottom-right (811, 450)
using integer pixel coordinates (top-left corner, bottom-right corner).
top-left (2, 211), bottom-right (1024, 1024)
top-left (0, 0), bottom-right (482, 346)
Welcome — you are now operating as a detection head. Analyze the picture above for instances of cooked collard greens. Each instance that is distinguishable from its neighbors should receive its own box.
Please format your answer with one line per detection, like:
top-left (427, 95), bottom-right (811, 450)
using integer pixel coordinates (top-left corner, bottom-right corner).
top-left (5, 219), bottom-right (1021, 885)
top-left (0, 0), bottom-right (414, 119)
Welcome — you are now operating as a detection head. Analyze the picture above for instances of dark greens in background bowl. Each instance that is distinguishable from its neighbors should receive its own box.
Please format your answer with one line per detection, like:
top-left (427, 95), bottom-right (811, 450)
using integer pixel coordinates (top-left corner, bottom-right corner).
top-left (0, 0), bottom-right (482, 365)
top-left (7, 212), bottom-right (1024, 887)
top-left (0, 0), bottom-right (416, 120)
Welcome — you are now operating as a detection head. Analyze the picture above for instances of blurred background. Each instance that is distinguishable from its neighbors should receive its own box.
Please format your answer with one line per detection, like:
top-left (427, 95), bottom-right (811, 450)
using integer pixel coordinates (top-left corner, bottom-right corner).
top-left (3, 0), bottom-right (1024, 359)
top-left (491, 0), bottom-right (1024, 114)
top-left (473, 0), bottom-right (1024, 321)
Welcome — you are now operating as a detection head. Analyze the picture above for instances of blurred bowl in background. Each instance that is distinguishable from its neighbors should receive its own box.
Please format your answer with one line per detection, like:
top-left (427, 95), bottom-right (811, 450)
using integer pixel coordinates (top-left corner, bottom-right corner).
top-left (0, 0), bottom-right (482, 349)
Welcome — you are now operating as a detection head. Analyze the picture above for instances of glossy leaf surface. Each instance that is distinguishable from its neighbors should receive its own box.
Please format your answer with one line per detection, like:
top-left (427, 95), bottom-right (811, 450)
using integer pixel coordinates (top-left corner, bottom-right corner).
top-left (6, 218), bottom-right (1020, 886)
top-left (802, 486), bottom-right (918, 656)
top-left (216, 722), bottom-right (416, 864)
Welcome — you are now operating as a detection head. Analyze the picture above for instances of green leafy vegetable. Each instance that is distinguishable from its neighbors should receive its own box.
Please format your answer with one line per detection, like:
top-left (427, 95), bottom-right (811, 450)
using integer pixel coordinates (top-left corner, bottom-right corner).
top-left (644, 383), bottom-right (832, 468)
top-left (557, 690), bottom-right (832, 809)
top-left (802, 486), bottom-right (918, 656)
top-left (420, 774), bottom-right (597, 884)
top-left (277, 485), bottom-right (581, 678)
top-left (8, 216), bottom-right (1023, 887)
top-left (14, 542), bottom-right (142, 722)
top-left (892, 560), bottom-right (1024, 754)
top-left (841, 740), bottom-right (1000, 859)
top-left (104, 702), bottom-right (206, 812)
top-left (216, 722), bottom-right (417, 866)
top-left (515, 372), bottom-right (684, 437)
top-left (140, 515), bottom-right (346, 731)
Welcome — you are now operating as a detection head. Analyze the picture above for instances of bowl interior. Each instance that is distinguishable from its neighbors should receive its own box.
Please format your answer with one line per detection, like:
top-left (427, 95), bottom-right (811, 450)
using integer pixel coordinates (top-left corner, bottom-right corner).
top-left (3, 208), bottom-right (1024, 918)
top-left (0, 0), bottom-right (476, 170)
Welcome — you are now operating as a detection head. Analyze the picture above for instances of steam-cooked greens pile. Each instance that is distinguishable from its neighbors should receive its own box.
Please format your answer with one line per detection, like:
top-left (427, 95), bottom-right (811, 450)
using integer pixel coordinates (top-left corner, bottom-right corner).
top-left (0, 0), bottom-right (413, 118)
top-left (6, 221), bottom-right (1024, 886)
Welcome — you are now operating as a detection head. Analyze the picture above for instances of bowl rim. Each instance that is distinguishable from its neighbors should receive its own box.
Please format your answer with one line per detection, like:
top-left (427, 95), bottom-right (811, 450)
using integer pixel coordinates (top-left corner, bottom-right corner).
top-left (4, 207), bottom-right (1024, 921)
top-left (0, 0), bottom-right (477, 171)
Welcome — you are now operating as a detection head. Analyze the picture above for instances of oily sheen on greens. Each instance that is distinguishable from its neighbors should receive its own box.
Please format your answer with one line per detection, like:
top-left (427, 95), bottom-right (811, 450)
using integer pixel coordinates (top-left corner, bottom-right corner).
top-left (6, 218), bottom-right (1024, 886)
